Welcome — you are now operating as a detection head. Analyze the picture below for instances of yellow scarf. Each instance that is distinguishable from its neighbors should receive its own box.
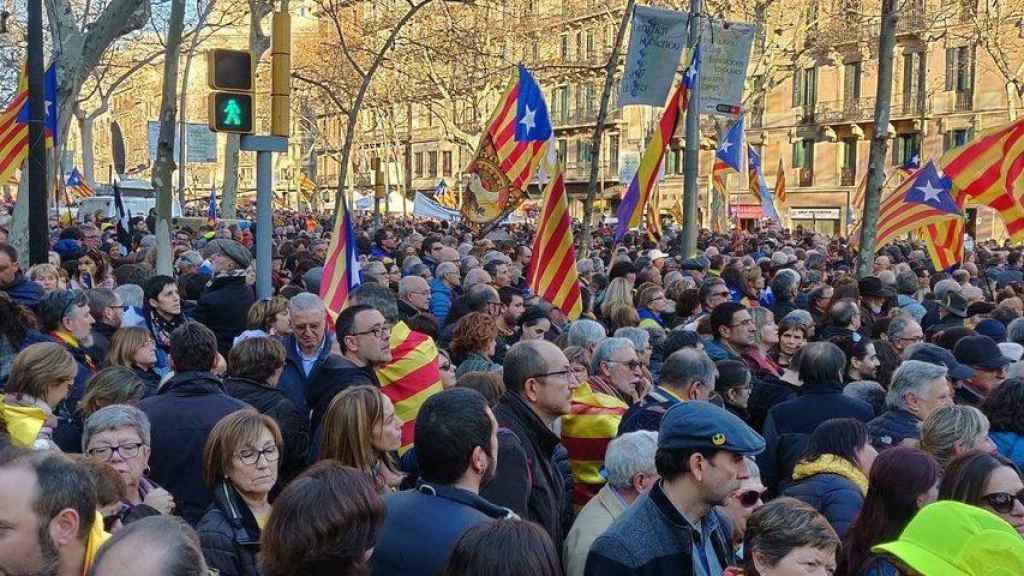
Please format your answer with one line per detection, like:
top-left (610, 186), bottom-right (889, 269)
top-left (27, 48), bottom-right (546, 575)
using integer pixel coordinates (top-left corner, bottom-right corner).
top-left (791, 454), bottom-right (869, 495)
top-left (82, 512), bottom-right (111, 575)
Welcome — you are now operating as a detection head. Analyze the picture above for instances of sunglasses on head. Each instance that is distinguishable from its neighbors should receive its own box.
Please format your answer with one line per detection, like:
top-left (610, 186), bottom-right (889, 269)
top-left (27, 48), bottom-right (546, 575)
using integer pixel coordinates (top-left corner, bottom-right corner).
top-left (982, 490), bottom-right (1024, 514)
top-left (737, 489), bottom-right (767, 508)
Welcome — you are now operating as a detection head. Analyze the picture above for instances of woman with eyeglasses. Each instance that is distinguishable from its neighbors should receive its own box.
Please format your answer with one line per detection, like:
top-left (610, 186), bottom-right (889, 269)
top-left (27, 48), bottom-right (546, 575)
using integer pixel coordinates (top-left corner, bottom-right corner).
top-left (939, 450), bottom-right (1024, 536)
top-left (106, 327), bottom-right (162, 396)
top-left (720, 458), bottom-right (768, 561)
top-left (198, 409), bottom-right (283, 576)
top-left (83, 404), bottom-right (175, 517)
top-left (836, 447), bottom-right (941, 576)
top-left (451, 312), bottom-right (501, 378)
top-left (319, 385), bottom-right (404, 494)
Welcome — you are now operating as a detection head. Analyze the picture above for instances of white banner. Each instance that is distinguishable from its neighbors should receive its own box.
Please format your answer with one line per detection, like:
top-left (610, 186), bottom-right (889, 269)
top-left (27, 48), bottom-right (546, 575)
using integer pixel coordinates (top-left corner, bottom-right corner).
top-left (698, 19), bottom-right (755, 117)
top-left (621, 6), bottom-right (689, 107)
top-left (414, 192), bottom-right (461, 221)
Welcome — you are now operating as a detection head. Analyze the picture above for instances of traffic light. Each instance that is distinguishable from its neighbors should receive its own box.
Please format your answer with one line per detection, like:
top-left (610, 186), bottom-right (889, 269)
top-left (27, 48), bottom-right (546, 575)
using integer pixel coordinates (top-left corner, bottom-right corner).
top-left (207, 49), bottom-right (254, 134)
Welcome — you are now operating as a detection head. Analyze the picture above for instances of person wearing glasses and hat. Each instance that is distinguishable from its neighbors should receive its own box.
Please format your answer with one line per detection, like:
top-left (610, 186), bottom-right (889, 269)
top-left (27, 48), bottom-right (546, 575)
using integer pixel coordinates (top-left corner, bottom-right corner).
top-left (193, 239), bottom-right (256, 357)
top-left (585, 401), bottom-right (765, 576)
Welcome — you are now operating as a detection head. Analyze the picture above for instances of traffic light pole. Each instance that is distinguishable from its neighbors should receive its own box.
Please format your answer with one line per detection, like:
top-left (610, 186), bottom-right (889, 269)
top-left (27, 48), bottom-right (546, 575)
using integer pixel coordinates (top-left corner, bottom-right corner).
top-left (241, 135), bottom-right (287, 299)
top-left (26, 0), bottom-right (47, 265)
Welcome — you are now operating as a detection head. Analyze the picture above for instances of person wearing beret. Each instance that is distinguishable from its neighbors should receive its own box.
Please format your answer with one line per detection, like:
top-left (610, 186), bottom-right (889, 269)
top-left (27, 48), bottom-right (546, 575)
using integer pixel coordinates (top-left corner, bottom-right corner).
top-left (585, 401), bottom-right (766, 576)
top-left (191, 239), bottom-right (257, 357)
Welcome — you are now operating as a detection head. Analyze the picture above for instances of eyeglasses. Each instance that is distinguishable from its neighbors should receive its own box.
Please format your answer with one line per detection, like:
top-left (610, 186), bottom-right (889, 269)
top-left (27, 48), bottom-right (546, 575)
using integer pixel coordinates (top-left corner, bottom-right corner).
top-left (737, 489), bottom-right (768, 508)
top-left (352, 324), bottom-right (390, 339)
top-left (87, 442), bottom-right (144, 461)
top-left (730, 318), bottom-right (754, 328)
top-left (533, 368), bottom-right (579, 381)
top-left (608, 359), bottom-right (643, 371)
top-left (897, 334), bottom-right (924, 344)
top-left (982, 490), bottom-right (1024, 514)
top-left (236, 445), bottom-right (280, 465)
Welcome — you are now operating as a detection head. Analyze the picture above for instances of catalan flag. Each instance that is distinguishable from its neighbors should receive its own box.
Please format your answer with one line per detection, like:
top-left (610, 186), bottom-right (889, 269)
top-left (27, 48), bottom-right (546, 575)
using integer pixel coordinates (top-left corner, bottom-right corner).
top-left (0, 62), bottom-right (56, 184)
top-left (615, 48), bottom-right (699, 242)
top-left (319, 197), bottom-right (362, 318)
top-left (923, 217), bottom-right (965, 270)
top-left (527, 152), bottom-right (583, 320)
top-left (560, 381), bottom-right (628, 508)
top-left (377, 321), bottom-right (443, 453)
top-left (774, 156), bottom-right (787, 225)
top-left (462, 65), bottom-right (551, 226)
top-left (65, 167), bottom-right (92, 199)
top-left (874, 161), bottom-right (964, 250)
top-left (434, 179), bottom-right (459, 209)
top-left (940, 117), bottom-right (1024, 241)
top-left (298, 172), bottom-right (316, 195)
top-left (645, 188), bottom-right (662, 241)
top-left (748, 145), bottom-right (781, 225)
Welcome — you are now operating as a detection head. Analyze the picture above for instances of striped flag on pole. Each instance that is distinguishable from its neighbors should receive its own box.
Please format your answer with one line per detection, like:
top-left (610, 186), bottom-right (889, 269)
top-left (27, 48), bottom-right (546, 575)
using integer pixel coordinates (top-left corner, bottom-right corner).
top-left (874, 161), bottom-right (963, 250)
top-left (923, 217), bottom-right (965, 270)
top-left (320, 198), bottom-right (362, 318)
top-left (65, 167), bottom-right (93, 199)
top-left (527, 151), bottom-right (582, 320)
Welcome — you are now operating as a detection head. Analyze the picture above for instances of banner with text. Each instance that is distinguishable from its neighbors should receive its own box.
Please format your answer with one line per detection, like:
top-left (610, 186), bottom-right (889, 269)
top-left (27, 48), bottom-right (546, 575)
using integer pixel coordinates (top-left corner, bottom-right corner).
top-left (414, 192), bottom-right (462, 221)
top-left (698, 19), bottom-right (755, 117)
top-left (621, 6), bottom-right (689, 107)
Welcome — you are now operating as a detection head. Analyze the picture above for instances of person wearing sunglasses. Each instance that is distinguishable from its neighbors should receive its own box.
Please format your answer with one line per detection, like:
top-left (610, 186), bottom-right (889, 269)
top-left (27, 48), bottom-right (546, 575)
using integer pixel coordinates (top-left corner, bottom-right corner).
top-left (198, 410), bottom-right (283, 576)
top-left (719, 458), bottom-right (767, 562)
top-left (939, 450), bottom-right (1024, 536)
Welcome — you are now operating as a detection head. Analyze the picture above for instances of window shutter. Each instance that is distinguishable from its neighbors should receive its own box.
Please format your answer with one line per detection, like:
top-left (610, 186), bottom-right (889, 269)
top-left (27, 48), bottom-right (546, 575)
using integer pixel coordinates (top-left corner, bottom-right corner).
top-left (945, 48), bottom-right (956, 91)
top-left (792, 68), bottom-right (803, 106)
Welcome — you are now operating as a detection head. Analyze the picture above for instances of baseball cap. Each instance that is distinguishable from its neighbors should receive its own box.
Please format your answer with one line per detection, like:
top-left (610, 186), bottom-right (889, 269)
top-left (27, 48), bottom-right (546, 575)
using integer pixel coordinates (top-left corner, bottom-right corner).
top-left (873, 501), bottom-right (1024, 576)
top-left (907, 343), bottom-right (975, 381)
top-left (954, 335), bottom-right (1012, 371)
top-left (658, 401), bottom-right (765, 456)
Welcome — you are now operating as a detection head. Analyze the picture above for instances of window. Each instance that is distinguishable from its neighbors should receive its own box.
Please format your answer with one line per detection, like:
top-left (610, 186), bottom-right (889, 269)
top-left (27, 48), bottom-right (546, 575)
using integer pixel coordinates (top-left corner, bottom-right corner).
top-left (557, 139), bottom-right (568, 165)
top-left (560, 35), bottom-right (569, 60)
top-left (608, 132), bottom-right (619, 173)
top-left (586, 30), bottom-right (595, 61)
top-left (844, 61), bottom-right (861, 102)
top-left (666, 148), bottom-right (684, 175)
top-left (792, 139), bottom-right (815, 169)
top-left (792, 66), bottom-right (817, 107)
top-left (576, 140), bottom-right (593, 165)
top-left (892, 133), bottom-right (921, 166)
top-left (585, 83), bottom-right (596, 113)
top-left (945, 46), bottom-right (974, 92)
top-left (902, 52), bottom-right (926, 96)
top-left (428, 151), bottom-right (438, 178)
top-left (944, 128), bottom-right (973, 151)
top-left (558, 86), bottom-right (570, 122)
top-left (414, 152), bottom-right (424, 177)
top-left (842, 138), bottom-right (857, 175)
top-left (576, 32), bottom-right (583, 61)
top-left (442, 151), bottom-right (452, 177)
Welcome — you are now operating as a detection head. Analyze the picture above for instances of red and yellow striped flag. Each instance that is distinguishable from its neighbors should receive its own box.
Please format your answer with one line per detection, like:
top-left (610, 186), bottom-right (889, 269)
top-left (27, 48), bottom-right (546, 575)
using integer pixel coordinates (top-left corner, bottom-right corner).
top-left (645, 187), bottom-right (662, 242)
top-left (560, 381), bottom-right (628, 508)
top-left (0, 66), bottom-right (29, 184)
top-left (376, 321), bottom-right (443, 454)
top-left (940, 117), bottom-right (1024, 241)
top-left (526, 160), bottom-right (582, 320)
top-left (923, 217), bottom-right (965, 270)
top-left (774, 156), bottom-right (787, 206)
top-left (319, 198), bottom-right (361, 318)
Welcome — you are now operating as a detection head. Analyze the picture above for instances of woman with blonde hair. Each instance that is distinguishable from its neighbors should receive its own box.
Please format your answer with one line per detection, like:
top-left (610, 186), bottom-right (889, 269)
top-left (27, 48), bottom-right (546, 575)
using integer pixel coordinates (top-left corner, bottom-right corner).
top-left (246, 296), bottom-right (291, 337)
top-left (921, 404), bottom-right (997, 468)
top-left (106, 326), bottom-right (162, 395)
top-left (0, 342), bottom-right (78, 449)
top-left (27, 263), bottom-right (63, 294)
top-left (319, 385), bottom-right (404, 493)
top-left (599, 277), bottom-right (634, 320)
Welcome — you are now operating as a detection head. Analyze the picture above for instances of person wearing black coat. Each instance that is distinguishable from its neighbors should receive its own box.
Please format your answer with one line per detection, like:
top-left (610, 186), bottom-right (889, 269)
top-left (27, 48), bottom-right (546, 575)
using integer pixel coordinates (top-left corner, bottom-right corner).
top-left (276, 322), bottom-right (336, 417)
top-left (198, 482), bottom-right (262, 576)
top-left (192, 239), bottom-right (256, 356)
top-left (138, 323), bottom-right (247, 526)
top-left (758, 342), bottom-right (874, 496)
top-left (480, 341), bottom-right (575, 548)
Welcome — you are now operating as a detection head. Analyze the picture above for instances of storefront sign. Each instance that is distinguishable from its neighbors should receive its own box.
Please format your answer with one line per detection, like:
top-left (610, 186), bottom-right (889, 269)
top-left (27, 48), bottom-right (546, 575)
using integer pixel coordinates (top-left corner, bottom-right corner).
top-left (789, 207), bottom-right (841, 220)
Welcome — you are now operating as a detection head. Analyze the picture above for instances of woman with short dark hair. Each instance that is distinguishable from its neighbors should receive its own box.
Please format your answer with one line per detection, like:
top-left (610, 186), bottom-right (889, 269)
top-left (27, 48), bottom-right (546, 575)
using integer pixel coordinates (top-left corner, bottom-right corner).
top-left (443, 519), bottom-right (562, 576)
top-left (260, 462), bottom-right (385, 576)
top-left (782, 418), bottom-right (878, 539)
top-left (142, 275), bottom-right (183, 376)
top-left (982, 378), bottom-right (1024, 470)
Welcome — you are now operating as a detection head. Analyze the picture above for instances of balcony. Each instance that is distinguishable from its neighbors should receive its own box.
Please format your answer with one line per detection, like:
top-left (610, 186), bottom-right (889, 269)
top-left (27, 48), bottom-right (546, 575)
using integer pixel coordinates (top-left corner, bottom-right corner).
top-left (817, 98), bottom-right (875, 124)
top-left (891, 91), bottom-right (930, 117)
top-left (554, 106), bottom-right (622, 128)
top-left (954, 91), bottom-right (974, 112)
top-left (796, 104), bottom-right (817, 125)
top-left (841, 167), bottom-right (857, 186)
top-left (799, 167), bottom-right (814, 187)
top-left (563, 161), bottom-right (618, 182)
top-left (895, 8), bottom-right (927, 34)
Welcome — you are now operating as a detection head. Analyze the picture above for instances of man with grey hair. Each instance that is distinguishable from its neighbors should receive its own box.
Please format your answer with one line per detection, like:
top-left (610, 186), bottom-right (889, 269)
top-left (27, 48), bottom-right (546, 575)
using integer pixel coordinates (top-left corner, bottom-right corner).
top-left (566, 319), bottom-right (607, 365)
top-left (867, 360), bottom-right (953, 449)
top-left (278, 292), bottom-right (335, 415)
top-left (115, 284), bottom-right (146, 328)
top-left (362, 260), bottom-right (388, 285)
top-left (589, 337), bottom-right (645, 405)
top-left (618, 348), bottom-right (716, 435)
top-left (563, 431), bottom-right (658, 576)
top-left (431, 260), bottom-right (461, 327)
top-left (615, 327), bottom-right (652, 368)
top-left (397, 275), bottom-right (432, 321)
top-left (895, 270), bottom-right (926, 323)
top-left (768, 268), bottom-right (801, 321)
top-left (463, 267), bottom-right (492, 292)
top-left (1008, 317), bottom-right (1024, 346)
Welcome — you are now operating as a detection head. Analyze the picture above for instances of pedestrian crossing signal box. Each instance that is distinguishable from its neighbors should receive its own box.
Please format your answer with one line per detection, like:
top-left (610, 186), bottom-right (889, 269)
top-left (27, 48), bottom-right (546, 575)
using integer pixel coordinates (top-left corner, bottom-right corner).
top-left (207, 49), bottom-right (254, 134)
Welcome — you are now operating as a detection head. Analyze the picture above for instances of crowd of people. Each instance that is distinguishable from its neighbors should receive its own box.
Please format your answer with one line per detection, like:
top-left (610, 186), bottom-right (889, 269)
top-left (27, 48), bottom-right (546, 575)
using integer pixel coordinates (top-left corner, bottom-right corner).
top-left (4, 210), bottom-right (1024, 575)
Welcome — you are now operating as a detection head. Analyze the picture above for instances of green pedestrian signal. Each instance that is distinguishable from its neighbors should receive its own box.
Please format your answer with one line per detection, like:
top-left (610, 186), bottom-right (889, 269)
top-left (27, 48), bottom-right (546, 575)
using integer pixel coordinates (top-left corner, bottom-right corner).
top-left (208, 92), bottom-right (253, 133)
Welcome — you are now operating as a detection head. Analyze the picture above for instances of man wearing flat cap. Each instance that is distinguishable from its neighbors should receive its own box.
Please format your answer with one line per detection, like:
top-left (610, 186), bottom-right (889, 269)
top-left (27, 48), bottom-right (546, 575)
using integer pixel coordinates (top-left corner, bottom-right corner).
top-left (586, 401), bottom-right (765, 576)
top-left (193, 238), bottom-right (256, 355)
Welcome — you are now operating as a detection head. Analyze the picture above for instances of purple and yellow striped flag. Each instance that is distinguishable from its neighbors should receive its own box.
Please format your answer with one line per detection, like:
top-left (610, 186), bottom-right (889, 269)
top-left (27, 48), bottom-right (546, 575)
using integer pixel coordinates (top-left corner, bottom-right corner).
top-left (614, 48), bottom-right (699, 242)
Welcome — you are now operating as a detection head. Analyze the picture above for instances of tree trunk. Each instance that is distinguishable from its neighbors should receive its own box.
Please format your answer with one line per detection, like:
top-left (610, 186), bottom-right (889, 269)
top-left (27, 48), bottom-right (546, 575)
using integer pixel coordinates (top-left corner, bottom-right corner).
top-left (221, 0), bottom-right (272, 218)
top-left (856, 0), bottom-right (897, 277)
top-left (79, 114), bottom-right (96, 184)
top-left (579, 0), bottom-right (633, 257)
top-left (151, 0), bottom-right (187, 275)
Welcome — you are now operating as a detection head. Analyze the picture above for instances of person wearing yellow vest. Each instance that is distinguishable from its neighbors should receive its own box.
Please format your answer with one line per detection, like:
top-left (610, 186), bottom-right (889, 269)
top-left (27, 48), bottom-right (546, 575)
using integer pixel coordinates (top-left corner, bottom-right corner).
top-left (0, 449), bottom-right (111, 576)
top-left (0, 342), bottom-right (78, 450)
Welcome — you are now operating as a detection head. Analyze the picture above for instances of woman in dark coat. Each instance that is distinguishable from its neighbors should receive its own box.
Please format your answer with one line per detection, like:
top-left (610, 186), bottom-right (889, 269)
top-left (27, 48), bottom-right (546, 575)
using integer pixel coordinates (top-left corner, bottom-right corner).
top-left (198, 410), bottom-right (282, 576)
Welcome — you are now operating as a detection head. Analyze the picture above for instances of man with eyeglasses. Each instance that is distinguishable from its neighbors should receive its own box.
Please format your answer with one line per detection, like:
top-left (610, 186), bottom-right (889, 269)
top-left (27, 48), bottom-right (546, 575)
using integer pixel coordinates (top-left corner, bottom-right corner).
top-left (705, 302), bottom-right (755, 363)
top-left (277, 292), bottom-right (335, 417)
top-left (872, 316), bottom-right (924, 389)
top-left (619, 348), bottom-right (718, 435)
top-left (682, 278), bottom-right (730, 330)
top-left (307, 304), bottom-right (392, 437)
top-left (85, 288), bottom-right (125, 361)
top-left (397, 275), bottom-right (433, 322)
top-left (29, 290), bottom-right (97, 427)
top-left (481, 340), bottom-right (581, 547)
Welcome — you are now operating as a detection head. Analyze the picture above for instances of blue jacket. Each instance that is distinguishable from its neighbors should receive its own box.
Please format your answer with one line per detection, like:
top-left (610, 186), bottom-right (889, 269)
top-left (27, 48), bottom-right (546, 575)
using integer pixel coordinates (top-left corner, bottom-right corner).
top-left (372, 483), bottom-right (515, 576)
top-left (703, 338), bottom-right (742, 362)
top-left (430, 278), bottom-right (454, 327)
top-left (138, 371), bottom-right (247, 525)
top-left (1, 271), bottom-right (43, 308)
top-left (276, 333), bottom-right (334, 416)
top-left (782, 472), bottom-right (864, 539)
top-left (992, 431), bottom-right (1024, 471)
top-left (867, 409), bottom-right (921, 450)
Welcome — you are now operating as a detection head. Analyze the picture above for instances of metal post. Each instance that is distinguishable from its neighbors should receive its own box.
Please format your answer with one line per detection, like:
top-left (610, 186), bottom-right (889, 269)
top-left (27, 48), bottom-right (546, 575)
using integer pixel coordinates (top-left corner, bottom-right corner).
top-left (26, 0), bottom-right (46, 265)
top-left (681, 0), bottom-right (701, 259)
top-left (241, 135), bottom-right (288, 299)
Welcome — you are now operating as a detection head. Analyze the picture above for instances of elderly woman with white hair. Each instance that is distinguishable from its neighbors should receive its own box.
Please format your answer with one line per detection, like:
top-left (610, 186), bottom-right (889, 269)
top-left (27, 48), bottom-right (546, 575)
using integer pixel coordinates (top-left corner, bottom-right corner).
top-left (563, 431), bottom-right (658, 576)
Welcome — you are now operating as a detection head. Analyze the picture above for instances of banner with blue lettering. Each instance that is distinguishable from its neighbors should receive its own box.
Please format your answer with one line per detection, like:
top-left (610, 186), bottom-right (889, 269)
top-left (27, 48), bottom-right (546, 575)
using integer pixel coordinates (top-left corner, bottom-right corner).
top-left (621, 6), bottom-right (689, 107)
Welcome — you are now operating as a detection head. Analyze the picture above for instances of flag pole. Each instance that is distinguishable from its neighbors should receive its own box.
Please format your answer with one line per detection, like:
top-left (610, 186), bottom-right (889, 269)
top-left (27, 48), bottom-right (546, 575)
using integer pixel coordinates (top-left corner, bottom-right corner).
top-left (681, 0), bottom-right (701, 258)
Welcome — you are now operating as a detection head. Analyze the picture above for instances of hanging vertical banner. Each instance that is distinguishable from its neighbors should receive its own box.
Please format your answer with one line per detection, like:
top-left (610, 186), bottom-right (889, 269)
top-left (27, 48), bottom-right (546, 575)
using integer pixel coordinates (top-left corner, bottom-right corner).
top-left (620, 6), bottom-right (689, 107)
top-left (698, 19), bottom-right (755, 117)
